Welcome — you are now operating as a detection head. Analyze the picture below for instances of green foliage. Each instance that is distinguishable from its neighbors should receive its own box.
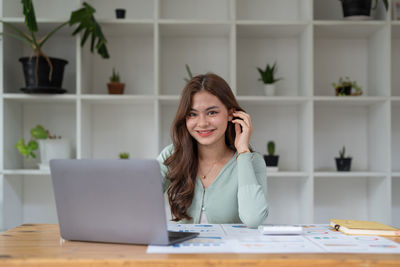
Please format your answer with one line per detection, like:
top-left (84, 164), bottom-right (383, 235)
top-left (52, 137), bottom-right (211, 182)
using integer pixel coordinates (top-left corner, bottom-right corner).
top-left (184, 64), bottom-right (193, 83)
top-left (267, 141), bottom-right (275, 156)
top-left (332, 76), bottom-right (363, 96)
top-left (0, 1), bottom-right (109, 59)
top-left (15, 125), bottom-right (51, 159)
top-left (339, 146), bottom-right (346, 158)
top-left (119, 152), bottom-right (130, 159)
top-left (257, 62), bottom-right (282, 85)
top-left (110, 68), bottom-right (121, 83)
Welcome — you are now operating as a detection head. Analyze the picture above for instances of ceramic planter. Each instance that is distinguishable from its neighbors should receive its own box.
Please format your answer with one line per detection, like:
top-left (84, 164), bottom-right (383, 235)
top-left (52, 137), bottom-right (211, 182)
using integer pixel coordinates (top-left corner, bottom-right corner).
top-left (341, 0), bottom-right (372, 20)
top-left (107, 82), bottom-right (125, 94)
top-left (335, 157), bottom-right (352, 171)
top-left (263, 155), bottom-right (279, 172)
top-left (19, 56), bottom-right (68, 94)
top-left (38, 139), bottom-right (72, 170)
top-left (115, 9), bottom-right (126, 19)
top-left (264, 84), bottom-right (276, 96)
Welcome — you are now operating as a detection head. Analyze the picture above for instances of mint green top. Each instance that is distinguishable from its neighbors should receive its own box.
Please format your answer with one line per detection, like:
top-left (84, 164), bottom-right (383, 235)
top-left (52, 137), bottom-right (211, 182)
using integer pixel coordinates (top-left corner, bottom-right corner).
top-left (157, 144), bottom-right (269, 228)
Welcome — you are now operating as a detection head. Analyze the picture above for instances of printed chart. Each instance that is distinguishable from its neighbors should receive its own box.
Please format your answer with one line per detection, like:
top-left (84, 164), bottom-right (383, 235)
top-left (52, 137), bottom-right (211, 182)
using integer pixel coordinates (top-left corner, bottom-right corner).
top-left (147, 224), bottom-right (400, 254)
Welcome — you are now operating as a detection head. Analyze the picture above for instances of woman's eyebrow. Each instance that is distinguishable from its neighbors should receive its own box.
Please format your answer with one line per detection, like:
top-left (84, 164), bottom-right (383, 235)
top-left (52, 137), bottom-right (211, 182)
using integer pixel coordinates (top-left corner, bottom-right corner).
top-left (190, 105), bottom-right (220, 112)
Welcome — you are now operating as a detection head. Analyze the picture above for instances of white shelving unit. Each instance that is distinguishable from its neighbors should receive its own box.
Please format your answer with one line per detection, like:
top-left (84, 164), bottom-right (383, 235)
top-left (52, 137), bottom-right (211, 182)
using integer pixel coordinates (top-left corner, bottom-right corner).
top-left (1, 0), bottom-right (399, 230)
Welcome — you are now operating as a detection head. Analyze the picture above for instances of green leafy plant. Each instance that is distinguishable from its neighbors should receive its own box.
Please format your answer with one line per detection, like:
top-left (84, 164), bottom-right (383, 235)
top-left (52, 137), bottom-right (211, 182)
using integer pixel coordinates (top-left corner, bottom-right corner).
top-left (267, 141), bottom-right (275, 156)
top-left (119, 152), bottom-right (130, 159)
top-left (15, 125), bottom-right (59, 159)
top-left (109, 68), bottom-right (121, 83)
top-left (184, 64), bottom-right (193, 83)
top-left (339, 146), bottom-right (346, 158)
top-left (0, 0), bottom-right (109, 82)
top-left (257, 62), bottom-right (282, 85)
top-left (338, 0), bottom-right (388, 11)
top-left (332, 76), bottom-right (363, 96)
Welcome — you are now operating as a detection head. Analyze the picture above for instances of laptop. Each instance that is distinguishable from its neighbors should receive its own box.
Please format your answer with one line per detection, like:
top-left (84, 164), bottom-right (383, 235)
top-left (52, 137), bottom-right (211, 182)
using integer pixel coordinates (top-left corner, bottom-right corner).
top-left (49, 158), bottom-right (198, 245)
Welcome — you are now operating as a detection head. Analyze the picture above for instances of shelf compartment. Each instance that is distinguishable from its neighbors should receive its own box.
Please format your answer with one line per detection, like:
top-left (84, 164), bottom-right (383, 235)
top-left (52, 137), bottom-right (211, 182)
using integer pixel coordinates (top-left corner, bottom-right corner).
top-left (240, 101), bottom-right (313, 172)
top-left (236, 0), bottom-right (312, 21)
top-left (1, 175), bottom-right (57, 230)
top-left (266, 176), bottom-right (312, 224)
top-left (314, 102), bottom-right (390, 172)
top-left (86, 0), bottom-right (154, 20)
top-left (81, 94), bottom-right (154, 104)
top-left (237, 96), bottom-right (309, 106)
top-left (159, 23), bottom-right (231, 95)
top-left (3, 94), bottom-right (77, 103)
top-left (2, 169), bottom-right (50, 176)
top-left (393, 178), bottom-right (400, 228)
top-left (80, 101), bottom-right (157, 159)
top-left (392, 24), bottom-right (400, 96)
top-left (237, 24), bottom-right (312, 97)
top-left (393, 104), bottom-right (400, 172)
top-left (2, 23), bottom-right (77, 94)
top-left (313, 0), bottom-right (387, 21)
top-left (159, 0), bottom-right (230, 21)
top-left (314, 96), bottom-right (387, 107)
top-left (314, 23), bottom-right (390, 97)
top-left (2, 0), bottom-right (80, 20)
top-left (3, 100), bottom-right (76, 170)
top-left (81, 23), bottom-right (154, 95)
top-left (314, 176), bottom-right (390, 224)
top-left (314, 172), bottom-right (387, 178)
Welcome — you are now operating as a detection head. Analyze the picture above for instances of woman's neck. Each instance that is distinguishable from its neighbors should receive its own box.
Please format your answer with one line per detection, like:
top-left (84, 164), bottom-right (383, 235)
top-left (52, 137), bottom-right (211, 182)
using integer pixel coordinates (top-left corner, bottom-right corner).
top-left (197, 141), bottom-right (232, 163)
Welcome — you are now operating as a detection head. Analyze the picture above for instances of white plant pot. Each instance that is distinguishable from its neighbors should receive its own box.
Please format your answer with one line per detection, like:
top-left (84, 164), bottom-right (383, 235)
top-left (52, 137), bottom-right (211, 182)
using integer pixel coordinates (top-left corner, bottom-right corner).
top-left (264, 84), bottom-right (276, 96)
top-left (38, 139), bottom-right (72, 170)
top-left (266, 166), bottom-right (279, 172)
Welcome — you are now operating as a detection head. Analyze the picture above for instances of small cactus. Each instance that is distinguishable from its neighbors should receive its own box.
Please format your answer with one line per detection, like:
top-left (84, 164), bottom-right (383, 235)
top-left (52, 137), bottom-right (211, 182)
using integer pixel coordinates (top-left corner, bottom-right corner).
top-left (119, 152), bottom-right (130, 159)
top-left (267, 141), bottom-right (275, 156)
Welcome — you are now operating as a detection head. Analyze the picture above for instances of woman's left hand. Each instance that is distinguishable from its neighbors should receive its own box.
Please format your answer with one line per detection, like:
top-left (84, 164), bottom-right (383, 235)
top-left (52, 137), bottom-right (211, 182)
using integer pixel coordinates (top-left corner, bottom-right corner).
top-left (232, 111), bottom-right (252, 153)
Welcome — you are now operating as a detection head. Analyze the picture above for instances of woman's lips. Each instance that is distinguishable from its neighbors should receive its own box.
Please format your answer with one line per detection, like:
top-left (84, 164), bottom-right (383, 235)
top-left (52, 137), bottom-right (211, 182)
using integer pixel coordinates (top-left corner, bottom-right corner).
top-left (197, 129), bottom-right (215, 137)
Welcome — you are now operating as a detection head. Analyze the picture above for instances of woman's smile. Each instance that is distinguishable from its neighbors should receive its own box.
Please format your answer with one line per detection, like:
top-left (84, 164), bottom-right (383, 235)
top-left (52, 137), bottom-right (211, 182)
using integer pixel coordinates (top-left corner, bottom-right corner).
top-left (197, 129), bottom-right (215, 137)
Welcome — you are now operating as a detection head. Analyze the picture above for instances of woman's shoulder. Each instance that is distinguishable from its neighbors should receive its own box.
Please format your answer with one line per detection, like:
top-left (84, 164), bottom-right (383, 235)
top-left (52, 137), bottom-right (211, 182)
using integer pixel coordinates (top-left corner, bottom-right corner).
top-left (157, 144), bottom-right (175, 161)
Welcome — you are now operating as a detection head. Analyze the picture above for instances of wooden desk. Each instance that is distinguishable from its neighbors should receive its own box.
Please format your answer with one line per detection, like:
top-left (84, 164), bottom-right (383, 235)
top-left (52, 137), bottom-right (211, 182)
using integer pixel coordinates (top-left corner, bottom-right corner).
top-left (0, 224), bottom-right (400, 266)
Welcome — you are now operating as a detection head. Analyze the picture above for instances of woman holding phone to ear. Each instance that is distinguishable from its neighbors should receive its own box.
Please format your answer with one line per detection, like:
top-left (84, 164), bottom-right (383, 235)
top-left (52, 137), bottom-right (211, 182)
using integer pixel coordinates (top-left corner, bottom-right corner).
top-left (157, 73), bottom-right (268, 228)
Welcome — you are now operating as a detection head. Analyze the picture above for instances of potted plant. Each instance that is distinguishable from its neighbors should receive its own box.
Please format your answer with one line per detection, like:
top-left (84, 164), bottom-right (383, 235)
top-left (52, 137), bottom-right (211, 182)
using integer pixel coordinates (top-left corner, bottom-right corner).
top-left (339, 0), bottom-right (388, 20)
top-left (107, 68), bottom-right (125, 94)
top-left (257, 62), bottom-right (282, 96)
top-left (335, 146), bottom-right (352, 171)
top-left (332, 76), bottom-right (363, 96)
top-left (0, 1), bottom-right (109, 94)
top-left (263, 141), bottom-right (279, 172)
top-left (15, 125), bottom-right (72, 170)
top-left (183, 64), bottom-right (193, 83)
top-left (119, 152), bottom-right (130, 159)
top-left (115, 8), bottom-right (126, 19)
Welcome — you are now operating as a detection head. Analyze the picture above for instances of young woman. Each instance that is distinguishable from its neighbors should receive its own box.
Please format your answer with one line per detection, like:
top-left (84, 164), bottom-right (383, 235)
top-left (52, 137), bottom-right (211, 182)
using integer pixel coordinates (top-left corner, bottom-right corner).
top-left (157, 73), bottom-right (268, 228)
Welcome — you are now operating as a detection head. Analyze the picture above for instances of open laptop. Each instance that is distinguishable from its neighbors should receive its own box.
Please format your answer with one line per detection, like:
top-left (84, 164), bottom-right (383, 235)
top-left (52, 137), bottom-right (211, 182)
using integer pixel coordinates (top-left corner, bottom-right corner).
top-left (49, 158), bottom-right (198, 245)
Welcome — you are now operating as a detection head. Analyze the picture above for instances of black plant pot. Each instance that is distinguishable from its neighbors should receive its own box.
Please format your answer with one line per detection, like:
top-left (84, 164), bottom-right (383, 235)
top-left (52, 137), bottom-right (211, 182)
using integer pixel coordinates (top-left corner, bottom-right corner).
top-left (115, 9), bottom-right (126, 19)
top-left (19, 57), bottom-right (68, 94)
top-left (335, 86), bottom-right (352, 96)
top-left (336, 157), bottom-right (352, 171)
top-left (341, 0), bottom-right (372, 18)
top-left (263, 155), bottom-right (279, 167)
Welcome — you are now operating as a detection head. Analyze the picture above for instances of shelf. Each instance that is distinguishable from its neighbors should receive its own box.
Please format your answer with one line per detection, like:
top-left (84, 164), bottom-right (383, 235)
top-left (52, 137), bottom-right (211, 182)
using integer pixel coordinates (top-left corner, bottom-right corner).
top-left (236, 23), bottom-right (308, 38)
top-left (314, 21), bottom-right (385, 38)
top-left (0, 19), bottom-right (74, 36)
top-left (314, 96), bottom-right (387, 107)
top-left (2, 169), bottom-right (50, 176)
top-left (267, 172), bottom-right (309, 178)
top-left (314, 172), bottom-right (387, 178)
top-left (393, 173), bottom-right (400, 178)
top-left (237, 96), bottom-right (309, 106)
top-left (3, 94), bottom-right (77, 103)
top-left (81, 94), bottom-right (154, 104)
top-left (159, 23), bottom-right (231, 37)
top-left (98, 21), bottom-right (153, 37)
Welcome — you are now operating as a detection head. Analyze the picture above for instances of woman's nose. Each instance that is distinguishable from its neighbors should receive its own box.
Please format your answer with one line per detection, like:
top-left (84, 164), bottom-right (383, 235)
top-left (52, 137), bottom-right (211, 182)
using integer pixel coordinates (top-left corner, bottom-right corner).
top-left (198, 114), bottom-right (209, 127)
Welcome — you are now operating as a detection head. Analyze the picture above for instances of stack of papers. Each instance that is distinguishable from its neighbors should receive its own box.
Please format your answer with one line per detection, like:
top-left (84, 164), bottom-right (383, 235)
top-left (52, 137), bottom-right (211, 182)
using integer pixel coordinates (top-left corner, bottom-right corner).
top-left (147, 224), bottom-right (400, 254)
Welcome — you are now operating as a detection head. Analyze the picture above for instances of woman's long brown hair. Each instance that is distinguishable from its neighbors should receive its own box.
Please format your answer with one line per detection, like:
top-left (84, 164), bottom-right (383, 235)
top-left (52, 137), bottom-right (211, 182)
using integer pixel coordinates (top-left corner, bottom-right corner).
top-left (164, 73), bottom-right (245, 221)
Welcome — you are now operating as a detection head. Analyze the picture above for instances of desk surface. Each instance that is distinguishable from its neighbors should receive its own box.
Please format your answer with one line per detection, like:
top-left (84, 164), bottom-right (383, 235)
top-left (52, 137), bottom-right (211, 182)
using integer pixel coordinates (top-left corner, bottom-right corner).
top-left (1, 224), bottom-right (400, 267)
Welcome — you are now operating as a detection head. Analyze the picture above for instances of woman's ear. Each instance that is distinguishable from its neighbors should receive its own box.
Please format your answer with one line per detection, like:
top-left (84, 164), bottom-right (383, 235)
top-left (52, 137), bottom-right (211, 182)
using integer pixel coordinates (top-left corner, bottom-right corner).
top-left (228, 108), bottom-right (234, 121)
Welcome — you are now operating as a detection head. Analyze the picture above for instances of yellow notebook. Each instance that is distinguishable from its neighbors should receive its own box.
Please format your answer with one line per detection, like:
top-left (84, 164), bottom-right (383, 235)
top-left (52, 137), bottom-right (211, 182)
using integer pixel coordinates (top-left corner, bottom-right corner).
top-left (330, 219), bottom-right (400, 236)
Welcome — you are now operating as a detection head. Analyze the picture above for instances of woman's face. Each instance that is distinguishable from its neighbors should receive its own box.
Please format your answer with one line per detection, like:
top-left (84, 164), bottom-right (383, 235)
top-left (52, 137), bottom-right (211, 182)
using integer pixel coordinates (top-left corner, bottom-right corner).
top-left (186, 90), bottom-right (233, 148)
